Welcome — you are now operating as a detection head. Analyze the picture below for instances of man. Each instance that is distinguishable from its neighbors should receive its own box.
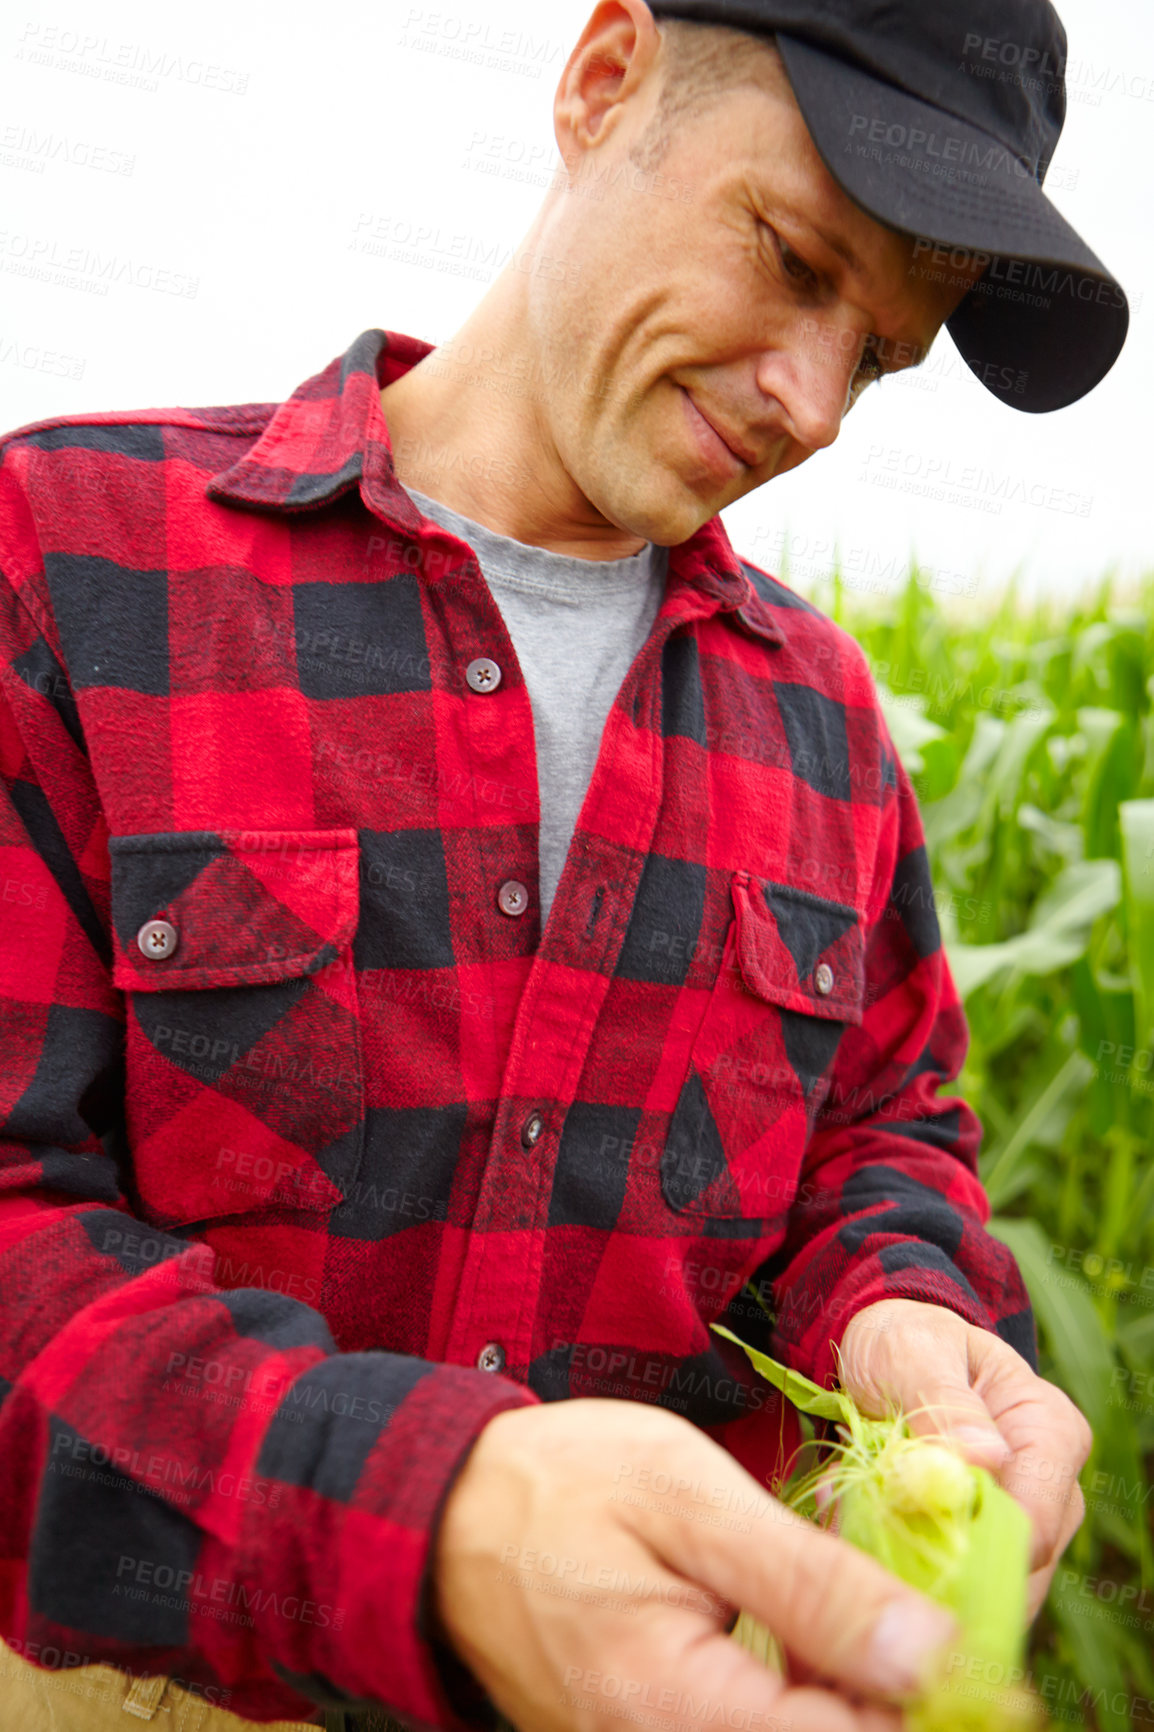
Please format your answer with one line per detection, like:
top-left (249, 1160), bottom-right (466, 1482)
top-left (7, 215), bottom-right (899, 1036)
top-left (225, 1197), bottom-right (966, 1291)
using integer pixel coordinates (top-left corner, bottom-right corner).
top-left (0, 1), bottom-right (1126, 1730)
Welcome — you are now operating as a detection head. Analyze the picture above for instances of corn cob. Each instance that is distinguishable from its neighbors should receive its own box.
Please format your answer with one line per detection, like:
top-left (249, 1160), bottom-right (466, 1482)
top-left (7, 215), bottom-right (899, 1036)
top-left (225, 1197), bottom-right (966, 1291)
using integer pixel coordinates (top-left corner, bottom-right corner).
top-left (712, 1321), bottom-right (1047, 1730)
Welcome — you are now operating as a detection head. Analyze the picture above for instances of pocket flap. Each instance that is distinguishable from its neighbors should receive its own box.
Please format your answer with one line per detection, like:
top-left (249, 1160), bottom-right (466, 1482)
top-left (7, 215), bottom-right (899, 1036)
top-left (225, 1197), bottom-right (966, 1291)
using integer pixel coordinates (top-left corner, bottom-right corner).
top-left (109, 829), bottom-right (360, 992)
top-left (730, 871), bottom-right (865, 1024)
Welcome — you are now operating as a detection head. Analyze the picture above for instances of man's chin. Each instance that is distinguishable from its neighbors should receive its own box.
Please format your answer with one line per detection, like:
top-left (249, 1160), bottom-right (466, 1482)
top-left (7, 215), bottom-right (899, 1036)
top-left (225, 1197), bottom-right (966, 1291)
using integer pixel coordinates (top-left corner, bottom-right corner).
top-left (592, 477), bottom-right (727, 548)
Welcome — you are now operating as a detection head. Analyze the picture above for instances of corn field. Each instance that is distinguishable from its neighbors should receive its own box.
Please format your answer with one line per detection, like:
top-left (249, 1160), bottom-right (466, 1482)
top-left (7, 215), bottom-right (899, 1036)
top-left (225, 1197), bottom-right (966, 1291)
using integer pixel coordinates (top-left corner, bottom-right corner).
top-left (791, 565), bottom-right (1154, 1732)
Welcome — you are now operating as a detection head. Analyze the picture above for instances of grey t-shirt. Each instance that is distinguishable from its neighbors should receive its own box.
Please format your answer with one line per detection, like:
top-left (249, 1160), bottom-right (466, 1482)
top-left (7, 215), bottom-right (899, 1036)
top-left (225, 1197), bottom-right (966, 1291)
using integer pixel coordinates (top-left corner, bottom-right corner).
top-left (406, 488), bottom-right (669, 923)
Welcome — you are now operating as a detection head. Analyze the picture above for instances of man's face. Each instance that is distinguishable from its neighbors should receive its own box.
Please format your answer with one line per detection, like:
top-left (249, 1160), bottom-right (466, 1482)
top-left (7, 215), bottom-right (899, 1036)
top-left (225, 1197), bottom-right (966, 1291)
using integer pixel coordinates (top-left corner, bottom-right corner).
top-left (528, 34), bottom-right (985, 547)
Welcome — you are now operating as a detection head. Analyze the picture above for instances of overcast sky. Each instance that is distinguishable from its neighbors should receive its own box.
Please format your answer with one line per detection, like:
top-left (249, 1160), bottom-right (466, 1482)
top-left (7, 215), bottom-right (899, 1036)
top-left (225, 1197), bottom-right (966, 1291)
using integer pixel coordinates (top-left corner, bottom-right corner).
top-left (2, 0), bottom-right (1149, 609)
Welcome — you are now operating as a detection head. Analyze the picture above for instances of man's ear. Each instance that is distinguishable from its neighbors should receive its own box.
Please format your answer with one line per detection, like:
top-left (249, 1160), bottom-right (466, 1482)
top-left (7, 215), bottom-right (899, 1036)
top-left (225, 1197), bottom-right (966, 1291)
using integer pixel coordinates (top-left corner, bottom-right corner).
top-left (553, 0), bottom-right (664, 164)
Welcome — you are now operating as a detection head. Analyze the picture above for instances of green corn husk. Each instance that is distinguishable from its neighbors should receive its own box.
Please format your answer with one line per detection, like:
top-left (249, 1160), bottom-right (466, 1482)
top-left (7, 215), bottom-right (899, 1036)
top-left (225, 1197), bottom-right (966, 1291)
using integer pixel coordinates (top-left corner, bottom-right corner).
top-left (712, 1323), bottom-right (1049, 1731)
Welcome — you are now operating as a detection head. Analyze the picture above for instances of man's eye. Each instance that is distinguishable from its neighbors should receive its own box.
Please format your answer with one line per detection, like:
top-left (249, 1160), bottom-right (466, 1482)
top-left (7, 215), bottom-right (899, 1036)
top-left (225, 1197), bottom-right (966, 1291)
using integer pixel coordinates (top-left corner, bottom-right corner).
top-left (764, 226), bottom-right (820, 292)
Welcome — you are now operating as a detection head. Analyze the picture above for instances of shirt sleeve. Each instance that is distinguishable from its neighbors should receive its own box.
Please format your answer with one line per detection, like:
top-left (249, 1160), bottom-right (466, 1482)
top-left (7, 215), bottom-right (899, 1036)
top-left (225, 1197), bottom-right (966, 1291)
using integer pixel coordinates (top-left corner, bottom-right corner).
top-left (763, 703), bottom-right (1038, 1391)
top-left (0, 475), bottom-right (536, 1728)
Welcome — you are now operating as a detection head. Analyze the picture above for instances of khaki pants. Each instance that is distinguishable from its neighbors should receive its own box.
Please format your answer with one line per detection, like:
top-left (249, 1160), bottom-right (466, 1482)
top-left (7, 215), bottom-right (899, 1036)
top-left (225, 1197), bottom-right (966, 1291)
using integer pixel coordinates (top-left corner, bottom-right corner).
top-left (0, 1637), bottom-right (395, 1731)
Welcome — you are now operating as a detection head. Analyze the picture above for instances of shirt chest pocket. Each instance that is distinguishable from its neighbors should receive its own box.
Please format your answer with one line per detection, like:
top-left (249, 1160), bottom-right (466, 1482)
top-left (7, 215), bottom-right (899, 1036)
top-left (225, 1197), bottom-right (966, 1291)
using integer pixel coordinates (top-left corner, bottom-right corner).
top-left (109, 829), bottom-right (364, 1228)
top-left (661, 870), bottom-right (865, 1219)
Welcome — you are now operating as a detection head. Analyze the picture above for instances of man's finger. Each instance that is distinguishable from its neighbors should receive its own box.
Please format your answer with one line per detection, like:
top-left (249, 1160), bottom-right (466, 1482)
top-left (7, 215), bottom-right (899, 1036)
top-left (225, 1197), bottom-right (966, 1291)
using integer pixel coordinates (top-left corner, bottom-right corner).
top-left (610, 1554), bottom-right (907, 1732)
top-left (661, 1627), bottom-right (906, 1732)
top-left (840, 1303), bottom-right (1011, 1469)
top-left (1002, 1441), bottom-right (1088, 1575)
top-left (963, 1341), bottom-right (1092, 1575)
top-left (491, 1527), bottom-right (906, 1732)
top-left (625, 1478), bottom-right (957, 1702)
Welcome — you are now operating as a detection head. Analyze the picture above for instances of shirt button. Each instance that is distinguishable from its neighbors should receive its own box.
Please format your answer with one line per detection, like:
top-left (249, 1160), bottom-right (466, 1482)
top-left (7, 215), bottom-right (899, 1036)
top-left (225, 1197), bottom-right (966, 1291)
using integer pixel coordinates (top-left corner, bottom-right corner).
top-left (137, 919), bottom-right (178, 960)
top-left (814, 962), bottom-right (835, 997)
top-left (497, 880), bottom-right (529, 917)
top-left (734, 604), bottom-right (779, 642)
top-left (466, 658), bottom-right (502, 693)
top-left (521, 1111), bottom-right (545, 1149)
top-left (476, 1342), bottom-right (507, 1373)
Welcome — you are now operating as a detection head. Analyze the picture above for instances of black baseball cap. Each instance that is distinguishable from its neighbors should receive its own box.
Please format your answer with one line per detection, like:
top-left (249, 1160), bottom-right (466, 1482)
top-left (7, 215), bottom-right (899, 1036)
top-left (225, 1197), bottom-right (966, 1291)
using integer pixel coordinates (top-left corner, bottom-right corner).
top-left (648, 0), bottom-right (1128, 411)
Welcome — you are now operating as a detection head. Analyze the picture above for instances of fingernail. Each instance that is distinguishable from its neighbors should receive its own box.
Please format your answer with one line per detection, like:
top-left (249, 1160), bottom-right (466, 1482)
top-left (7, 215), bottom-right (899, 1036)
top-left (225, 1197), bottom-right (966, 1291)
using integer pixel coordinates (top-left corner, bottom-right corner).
top-left (866, 1598), bottom-right (957, 1696)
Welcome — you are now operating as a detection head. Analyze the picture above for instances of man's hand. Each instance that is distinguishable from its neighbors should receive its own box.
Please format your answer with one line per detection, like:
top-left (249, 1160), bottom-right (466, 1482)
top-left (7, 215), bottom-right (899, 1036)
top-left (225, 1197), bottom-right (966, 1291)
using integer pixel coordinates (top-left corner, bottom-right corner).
top-left (839, 1298), bottom-right (1093, 1618)
top-left (432, 1396), bottom-right (960, 1732)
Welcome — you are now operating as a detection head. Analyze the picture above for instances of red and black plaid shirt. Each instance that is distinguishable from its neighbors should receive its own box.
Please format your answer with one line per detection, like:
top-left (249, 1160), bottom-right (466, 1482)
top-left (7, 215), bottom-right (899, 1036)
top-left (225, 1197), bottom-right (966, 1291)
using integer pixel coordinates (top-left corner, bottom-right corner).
top-left (0, 328), bottom-right (1035, 1726)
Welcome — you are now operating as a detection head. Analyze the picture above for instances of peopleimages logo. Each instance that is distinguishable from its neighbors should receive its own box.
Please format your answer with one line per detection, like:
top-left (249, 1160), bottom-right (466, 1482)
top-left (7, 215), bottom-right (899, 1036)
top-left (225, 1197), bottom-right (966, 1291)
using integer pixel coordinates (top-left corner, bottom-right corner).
top-left (848, 114), bottom-right (1036, 177)
top-left (960, 32), bottom-right (1066, 79)
top-left (911, 240), bottom-right (1127, 312)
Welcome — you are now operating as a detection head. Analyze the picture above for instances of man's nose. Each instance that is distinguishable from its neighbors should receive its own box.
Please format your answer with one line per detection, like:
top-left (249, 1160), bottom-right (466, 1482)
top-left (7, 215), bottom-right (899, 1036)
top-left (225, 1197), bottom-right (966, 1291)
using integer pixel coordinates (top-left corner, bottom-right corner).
top-left (757, 317), bottom-right (862, 454)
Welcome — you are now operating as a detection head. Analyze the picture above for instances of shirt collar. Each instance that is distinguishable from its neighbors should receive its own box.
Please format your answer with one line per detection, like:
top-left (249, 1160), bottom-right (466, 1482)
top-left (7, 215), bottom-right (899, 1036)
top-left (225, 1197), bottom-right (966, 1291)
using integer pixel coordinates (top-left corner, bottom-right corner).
top-left (206, 327), bottom-right (428, 527)
top-left (206, 327), bottom-right (781, 644)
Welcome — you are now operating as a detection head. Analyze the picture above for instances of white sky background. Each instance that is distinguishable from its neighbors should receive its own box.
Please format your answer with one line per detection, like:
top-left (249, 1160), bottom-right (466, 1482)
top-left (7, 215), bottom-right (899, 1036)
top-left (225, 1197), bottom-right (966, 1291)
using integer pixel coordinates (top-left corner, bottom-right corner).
top-left (1, 0), bottom-right (1150, 611)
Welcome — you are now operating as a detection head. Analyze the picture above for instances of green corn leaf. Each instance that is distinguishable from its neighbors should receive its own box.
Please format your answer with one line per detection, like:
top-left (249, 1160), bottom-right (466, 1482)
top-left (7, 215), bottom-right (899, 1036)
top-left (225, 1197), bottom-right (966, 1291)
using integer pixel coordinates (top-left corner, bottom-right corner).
top-left (980, 1049), bottom-right (1094, 1210)
top-left (987, 1216), bottom-right (1113, 1437)
top-left (1118, 1307), bottom-right (1154, 1370)
top-left (983, 707), bottom-right (1056, 821)
top-left (709, 1324), bottom-right (851, 1422)
top-left (1017, 802), bottom-right (1084, 864)
top-left (1119, 800), bottom-right (1154, 1055)
top-left (947, 859), bottom-right (1121, 998)
top-left (875, 683), bottom-right (947, 775)
top-left (1048, 1592), bottom-right (1134, 1732)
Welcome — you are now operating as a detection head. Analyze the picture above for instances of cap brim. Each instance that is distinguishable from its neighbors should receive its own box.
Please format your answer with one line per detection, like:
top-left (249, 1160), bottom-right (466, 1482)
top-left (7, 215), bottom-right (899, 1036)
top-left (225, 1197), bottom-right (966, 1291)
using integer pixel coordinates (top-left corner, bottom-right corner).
top-left (776, 34), bottom-right (1129, 412)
